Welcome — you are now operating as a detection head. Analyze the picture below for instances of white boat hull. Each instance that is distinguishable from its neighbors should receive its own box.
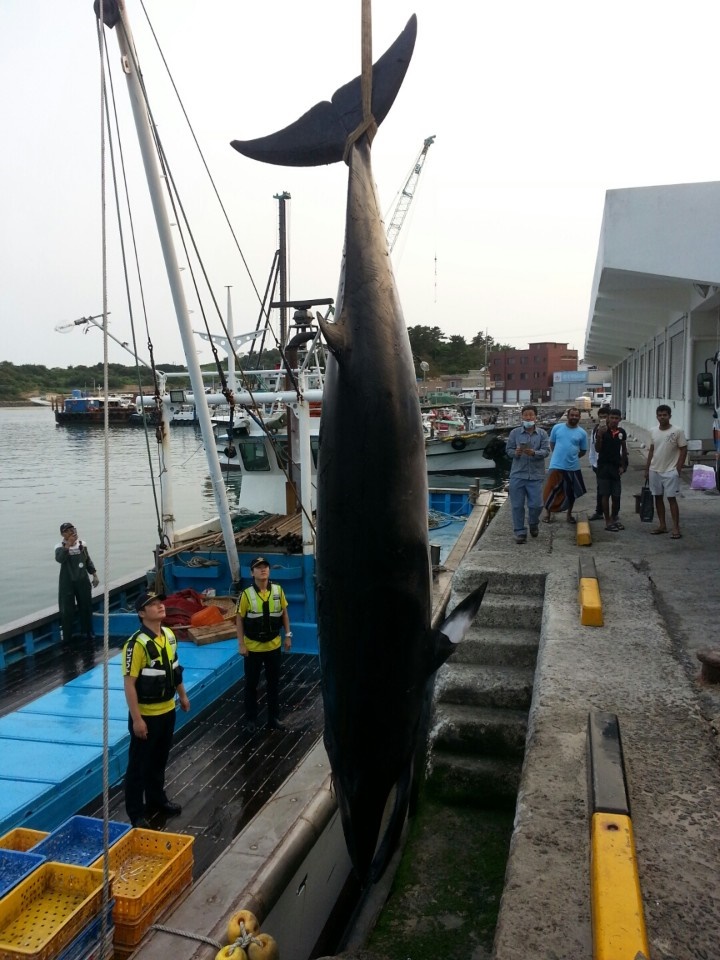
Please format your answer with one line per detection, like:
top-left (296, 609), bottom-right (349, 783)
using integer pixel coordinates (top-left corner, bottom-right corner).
top-left (425, 430), bottom-right (507, 472)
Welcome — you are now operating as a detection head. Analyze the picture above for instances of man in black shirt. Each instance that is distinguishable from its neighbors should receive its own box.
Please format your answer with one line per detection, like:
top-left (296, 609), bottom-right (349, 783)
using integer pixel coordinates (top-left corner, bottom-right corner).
top-left (594, 408), bottom-right (629, 532)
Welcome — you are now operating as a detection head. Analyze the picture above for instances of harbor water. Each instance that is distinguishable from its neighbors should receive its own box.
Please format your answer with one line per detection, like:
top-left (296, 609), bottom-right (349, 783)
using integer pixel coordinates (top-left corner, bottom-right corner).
top-left (0, 407), bottom-right (507, 625)
top-left (0, 407), bottom-right (243, 623)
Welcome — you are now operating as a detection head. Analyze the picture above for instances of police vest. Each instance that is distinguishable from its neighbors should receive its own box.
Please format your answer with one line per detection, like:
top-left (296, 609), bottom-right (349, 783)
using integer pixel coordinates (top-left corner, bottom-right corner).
top-left (127, 627), bottom-right (183, 704)
top-left (242, 583), bottom-right (284, 643)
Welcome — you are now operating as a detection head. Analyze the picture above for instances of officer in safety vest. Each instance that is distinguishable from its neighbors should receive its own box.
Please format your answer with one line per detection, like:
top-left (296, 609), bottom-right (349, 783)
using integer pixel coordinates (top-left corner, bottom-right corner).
top-left (122, 590), bottom-right (190, 828)
top-left (236, 557), bottom-right (292, 733)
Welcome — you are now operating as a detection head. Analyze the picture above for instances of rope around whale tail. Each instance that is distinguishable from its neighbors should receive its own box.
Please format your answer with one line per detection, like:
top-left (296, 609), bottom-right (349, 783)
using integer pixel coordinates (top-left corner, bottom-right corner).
top-left (342, 0), bottom-right (377, 162)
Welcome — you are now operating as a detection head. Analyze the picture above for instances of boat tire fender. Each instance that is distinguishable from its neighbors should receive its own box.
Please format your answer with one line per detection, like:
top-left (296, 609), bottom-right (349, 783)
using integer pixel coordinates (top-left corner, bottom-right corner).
top-left (451, 436), bottom-right (466, 451)
top-left (224, 445), bottom-right (238, 460)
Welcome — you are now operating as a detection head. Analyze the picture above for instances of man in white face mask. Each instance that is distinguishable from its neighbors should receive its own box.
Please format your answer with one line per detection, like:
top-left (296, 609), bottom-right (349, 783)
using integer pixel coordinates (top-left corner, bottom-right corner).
top-left (505, 405), bottom-right (551, 543)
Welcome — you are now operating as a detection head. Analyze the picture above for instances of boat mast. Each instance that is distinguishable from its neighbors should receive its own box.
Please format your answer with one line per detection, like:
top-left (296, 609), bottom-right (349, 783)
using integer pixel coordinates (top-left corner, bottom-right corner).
top-left (100, 1), bottom-right (240, 582)
top-left (274, 191), bottom-right (291, 348)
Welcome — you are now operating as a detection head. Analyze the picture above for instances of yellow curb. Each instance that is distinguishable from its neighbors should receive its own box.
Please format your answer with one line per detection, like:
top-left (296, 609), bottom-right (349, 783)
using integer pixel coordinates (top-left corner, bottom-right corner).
top-left (579, 577), bottom-right (603, 626)
top-left (576, 519), bottom-right (592, 546)
top-left (590, 812), bottom-right (650, 960)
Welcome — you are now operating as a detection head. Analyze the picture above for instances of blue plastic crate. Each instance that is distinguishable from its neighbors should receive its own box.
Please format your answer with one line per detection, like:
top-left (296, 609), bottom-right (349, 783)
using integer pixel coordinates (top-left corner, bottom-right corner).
top-left (55, 900), bottom-right (115, 960)
top-left (0, 847), bottom-right (45, 896)
top-left (31, 816), bottom-right (131, 866)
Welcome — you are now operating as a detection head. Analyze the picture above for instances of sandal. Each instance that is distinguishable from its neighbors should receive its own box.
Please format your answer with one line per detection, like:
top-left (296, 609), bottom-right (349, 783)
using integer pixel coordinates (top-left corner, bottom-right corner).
top-left (541, 516), bottom-right (554, 524)
top-left (566, 516), bottom-right (577, 524)
top-left (605, 523), bottom-right (621, 532)
top-left (611, 521), bottom-right (625, 530)
top-left (650, 528), bottom-right (667, 535)
top-left (670, 532), bottom-right (682, 539)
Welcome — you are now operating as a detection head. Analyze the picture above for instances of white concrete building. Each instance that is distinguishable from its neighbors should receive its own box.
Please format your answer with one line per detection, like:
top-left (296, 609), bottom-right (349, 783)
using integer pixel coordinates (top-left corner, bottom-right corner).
top-left (585, 181), bottom-right (720, 445)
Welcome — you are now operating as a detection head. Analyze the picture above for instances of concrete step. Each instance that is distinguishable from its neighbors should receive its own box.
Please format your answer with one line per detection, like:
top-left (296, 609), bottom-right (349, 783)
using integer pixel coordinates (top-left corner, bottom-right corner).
top-left (451, 625), bottom-right (539, 669)
top-left (433, 703), bottom-right (528, 758)
top-left (426, 752), bottom-right (522, 808)
top-left (452, 567), bottom-right (546, 598)
top-left (469, 594), bottom-right (544, 631)
top-left (436, 663), bottom-right (535, 711)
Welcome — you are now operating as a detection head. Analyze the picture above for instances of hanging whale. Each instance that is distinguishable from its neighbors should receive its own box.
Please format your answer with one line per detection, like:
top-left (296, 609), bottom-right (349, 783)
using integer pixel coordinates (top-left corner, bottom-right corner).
top-left (231, 14), bottom-right (487, 883)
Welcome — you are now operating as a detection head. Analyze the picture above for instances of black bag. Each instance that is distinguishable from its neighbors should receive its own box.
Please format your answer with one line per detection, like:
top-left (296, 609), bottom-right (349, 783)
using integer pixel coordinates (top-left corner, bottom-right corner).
top-left (639, 483), bottom-right (654, 523)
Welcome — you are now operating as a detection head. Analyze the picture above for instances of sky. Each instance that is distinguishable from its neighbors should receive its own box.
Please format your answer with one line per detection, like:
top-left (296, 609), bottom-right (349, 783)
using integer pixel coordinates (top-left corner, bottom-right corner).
top-left (3, 0), bottom-right (720, 371)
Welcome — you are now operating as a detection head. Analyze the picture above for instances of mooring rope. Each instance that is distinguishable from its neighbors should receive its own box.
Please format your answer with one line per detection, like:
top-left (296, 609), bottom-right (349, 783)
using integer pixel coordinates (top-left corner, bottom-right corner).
top-left (149, 924), bottom-right (223, 950)
top-left (343, 0), bottom-right (377, 162)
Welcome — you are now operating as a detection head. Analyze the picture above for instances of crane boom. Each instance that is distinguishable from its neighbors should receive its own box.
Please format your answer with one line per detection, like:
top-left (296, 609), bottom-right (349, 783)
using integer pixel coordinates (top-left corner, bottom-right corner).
top-left (386, 135), bottom-right (435, 253)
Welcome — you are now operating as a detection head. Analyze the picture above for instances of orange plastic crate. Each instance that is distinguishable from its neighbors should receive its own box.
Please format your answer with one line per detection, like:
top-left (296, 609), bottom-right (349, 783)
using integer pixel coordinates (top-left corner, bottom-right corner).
top-left (0, 862), bottom-right (108, 960)
top-left (112, 862), bottom-right (192, 950)
top-left (90, 829), bottom-right (193, 924)
top-left (0, 833), bottom-right (48, 855)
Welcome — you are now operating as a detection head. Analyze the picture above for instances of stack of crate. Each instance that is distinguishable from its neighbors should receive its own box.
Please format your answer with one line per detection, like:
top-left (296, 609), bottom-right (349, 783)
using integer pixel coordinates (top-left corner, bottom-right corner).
top-left (91, 828), bottom-right (194, 958)
top-left (0, 860), bottom-right (110, 960)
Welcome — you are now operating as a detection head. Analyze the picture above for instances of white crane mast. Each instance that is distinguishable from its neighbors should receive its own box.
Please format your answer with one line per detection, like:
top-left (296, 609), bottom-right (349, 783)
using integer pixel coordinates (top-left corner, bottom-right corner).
top-left (386, 135), bottom-right (435, 253)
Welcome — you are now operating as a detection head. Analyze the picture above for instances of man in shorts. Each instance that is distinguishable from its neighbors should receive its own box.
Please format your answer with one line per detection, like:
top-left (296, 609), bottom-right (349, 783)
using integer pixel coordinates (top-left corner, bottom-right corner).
top-left (645, 404), bottom-right (687, 539)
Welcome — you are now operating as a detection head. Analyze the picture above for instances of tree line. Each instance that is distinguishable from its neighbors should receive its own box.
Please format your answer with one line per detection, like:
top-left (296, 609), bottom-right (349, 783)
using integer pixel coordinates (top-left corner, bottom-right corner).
top-left (1, 330), bottom-right (514, 401)
top-left (0, 352), bottom-right (284, 402)
top-left (407, 327), bottom-right (515, 376)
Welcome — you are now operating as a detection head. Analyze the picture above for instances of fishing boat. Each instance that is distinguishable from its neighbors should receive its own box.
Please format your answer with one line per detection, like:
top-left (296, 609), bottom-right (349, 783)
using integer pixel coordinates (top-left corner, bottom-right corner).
top-left (53, 389), bottom-right (140, 425)
top-left (0, 2), bottom-right (495, 957)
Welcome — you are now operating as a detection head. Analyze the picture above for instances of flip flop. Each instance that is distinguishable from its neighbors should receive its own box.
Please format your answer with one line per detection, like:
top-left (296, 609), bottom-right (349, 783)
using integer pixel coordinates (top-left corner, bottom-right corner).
top-left (612, 522), bottom-right (625, 530)
top-left (605, 523), bottom-right (621, 532)
top-left (670, 532), bottom-right (682, 539)
top-left (650, 528), bottom-right (667, 535)
top-left (541, 516), bottom-right (554, 524)
top-left (566, 516), bottom-right (577, 524)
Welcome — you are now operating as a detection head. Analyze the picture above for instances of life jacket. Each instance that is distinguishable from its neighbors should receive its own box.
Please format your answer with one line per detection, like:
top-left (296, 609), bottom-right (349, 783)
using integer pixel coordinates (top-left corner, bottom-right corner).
top-left (242, 583), bottom-right (284, 643)
top-left (126, 626), bottom-right (183, 703)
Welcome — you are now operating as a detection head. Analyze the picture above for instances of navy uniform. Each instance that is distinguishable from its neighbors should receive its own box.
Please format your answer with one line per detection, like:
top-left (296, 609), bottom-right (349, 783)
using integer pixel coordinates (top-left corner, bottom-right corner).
top-left (122, 590), bottom-right (190, 827)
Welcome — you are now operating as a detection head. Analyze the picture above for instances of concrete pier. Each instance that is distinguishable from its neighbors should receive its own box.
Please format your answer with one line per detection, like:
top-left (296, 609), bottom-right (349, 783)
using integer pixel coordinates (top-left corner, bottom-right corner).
top-left (445, 420), bottom-right (720, 960)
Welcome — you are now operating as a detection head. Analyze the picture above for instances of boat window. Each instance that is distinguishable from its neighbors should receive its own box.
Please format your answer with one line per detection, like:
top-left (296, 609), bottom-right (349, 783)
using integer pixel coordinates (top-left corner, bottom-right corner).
top-left (310, 437), bottom-right (319, 468)
top-left (238, 438), bottom-right (271, 471)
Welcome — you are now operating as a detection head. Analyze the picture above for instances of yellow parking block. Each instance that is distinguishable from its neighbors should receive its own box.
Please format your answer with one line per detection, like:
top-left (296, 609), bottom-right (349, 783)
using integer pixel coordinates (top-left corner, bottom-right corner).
top-left (579, 577), bottom-right (603, 626)
top-left (576, 519), bottom-right (592, 546)
top-left (591, 812), bottom-right (649, 960)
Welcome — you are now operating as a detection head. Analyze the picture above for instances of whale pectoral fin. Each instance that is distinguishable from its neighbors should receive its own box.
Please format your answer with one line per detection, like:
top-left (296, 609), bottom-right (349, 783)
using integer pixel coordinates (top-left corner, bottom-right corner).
top-left (369, 764), bottom-right (413, 885)
top-left (317, 311), bottom-right (349, 356)
top-left (430, 581), bottom-right (488, 672)
top-left (230, 15), bottom-right (417, 168)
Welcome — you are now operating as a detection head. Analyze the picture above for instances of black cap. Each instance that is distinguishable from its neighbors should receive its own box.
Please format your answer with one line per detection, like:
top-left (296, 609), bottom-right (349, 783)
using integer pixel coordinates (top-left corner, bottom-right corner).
top-left (135, 590), bottom-right (166, 613)
top-left (249, 557), bottom-right (270, 570)
top-left (60, 522), bottom-right (75, 533)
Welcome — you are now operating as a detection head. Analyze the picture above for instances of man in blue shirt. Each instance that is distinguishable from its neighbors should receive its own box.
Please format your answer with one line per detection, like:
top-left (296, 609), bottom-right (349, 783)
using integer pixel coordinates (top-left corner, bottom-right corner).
top-left (543, 406), bottom-right (588, 524)
top-left (505, 405), bottom-right (551, 543)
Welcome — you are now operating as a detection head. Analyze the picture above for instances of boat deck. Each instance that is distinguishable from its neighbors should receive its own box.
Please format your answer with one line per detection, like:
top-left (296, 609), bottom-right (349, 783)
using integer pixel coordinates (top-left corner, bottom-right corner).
top-left (0, 637), bottom-right (324, 879)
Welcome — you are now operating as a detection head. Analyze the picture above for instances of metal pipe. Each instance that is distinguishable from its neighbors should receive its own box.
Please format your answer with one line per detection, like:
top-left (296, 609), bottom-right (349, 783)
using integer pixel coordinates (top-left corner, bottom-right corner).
top-left (110, 4), bottom-right (239, 580)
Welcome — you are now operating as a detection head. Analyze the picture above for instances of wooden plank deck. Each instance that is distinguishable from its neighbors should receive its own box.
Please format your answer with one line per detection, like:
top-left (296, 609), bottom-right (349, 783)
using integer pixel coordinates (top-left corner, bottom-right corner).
top-left (0, 636), bottom-right (324, 879)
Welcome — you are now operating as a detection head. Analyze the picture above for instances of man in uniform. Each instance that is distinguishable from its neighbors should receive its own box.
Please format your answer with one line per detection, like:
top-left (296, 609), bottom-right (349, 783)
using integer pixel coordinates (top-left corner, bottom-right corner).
top-left (122, 591), bottom-right (190, 828)
top-left (236, 557), bottom-right (292, 732)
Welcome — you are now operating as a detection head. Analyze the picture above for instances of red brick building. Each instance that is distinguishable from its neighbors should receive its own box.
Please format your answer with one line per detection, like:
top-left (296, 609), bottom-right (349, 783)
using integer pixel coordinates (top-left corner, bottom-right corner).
top-left (488, 342), bottom-right (578, 403)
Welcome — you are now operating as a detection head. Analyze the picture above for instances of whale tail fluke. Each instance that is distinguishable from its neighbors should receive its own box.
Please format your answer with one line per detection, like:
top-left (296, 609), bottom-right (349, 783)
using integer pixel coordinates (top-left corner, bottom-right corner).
top-left (230, 15), bottom-right (417, 167)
